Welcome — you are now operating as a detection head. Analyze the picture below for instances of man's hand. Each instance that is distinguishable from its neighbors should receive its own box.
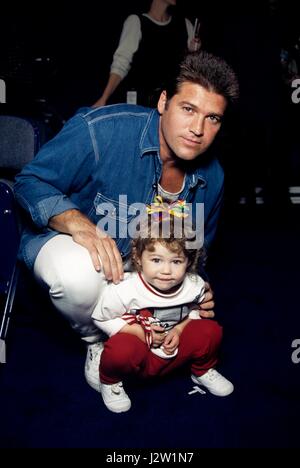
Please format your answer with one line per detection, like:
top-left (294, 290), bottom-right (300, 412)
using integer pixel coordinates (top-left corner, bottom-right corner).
top-left (73, 227), bottom-right (123, 283)
top-left (49, 209), bottom-right (124, 283)
top-left (199, 282), bottom-right (215, 318)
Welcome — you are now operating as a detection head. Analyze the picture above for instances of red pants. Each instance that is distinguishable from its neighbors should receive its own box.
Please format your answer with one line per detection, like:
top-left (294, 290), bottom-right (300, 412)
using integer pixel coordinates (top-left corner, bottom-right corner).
top-left (100, 319), bottom-right (223, 384)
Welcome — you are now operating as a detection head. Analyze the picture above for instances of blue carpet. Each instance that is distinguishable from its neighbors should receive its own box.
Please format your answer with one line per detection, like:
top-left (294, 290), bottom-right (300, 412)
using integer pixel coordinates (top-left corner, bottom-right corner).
top-left (0, 205), bottom-right (299, 448)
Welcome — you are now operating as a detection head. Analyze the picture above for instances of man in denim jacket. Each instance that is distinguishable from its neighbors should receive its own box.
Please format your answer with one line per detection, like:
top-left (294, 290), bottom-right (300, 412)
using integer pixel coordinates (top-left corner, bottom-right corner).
top-left (14, 51), bottom-right (239, 391)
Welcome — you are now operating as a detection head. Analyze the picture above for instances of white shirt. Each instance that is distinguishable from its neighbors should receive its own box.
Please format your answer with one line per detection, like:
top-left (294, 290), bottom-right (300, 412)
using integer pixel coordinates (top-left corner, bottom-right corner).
top-left (92, 271), bottom-right (205, 336)
top-left (110, 14), bottom-right (194, 79)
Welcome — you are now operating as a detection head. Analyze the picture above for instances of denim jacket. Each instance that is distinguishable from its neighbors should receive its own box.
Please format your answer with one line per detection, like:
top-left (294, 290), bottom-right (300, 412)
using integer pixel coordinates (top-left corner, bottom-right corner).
top-left (14, 104), bottom-right (224, 270)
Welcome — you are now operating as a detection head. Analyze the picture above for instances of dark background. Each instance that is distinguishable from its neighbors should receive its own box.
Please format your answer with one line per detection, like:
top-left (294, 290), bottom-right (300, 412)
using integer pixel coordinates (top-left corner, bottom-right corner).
top-left (0, 0), bottom-right (298, 115)
top-left (1, 0), bottom-right (299, 200)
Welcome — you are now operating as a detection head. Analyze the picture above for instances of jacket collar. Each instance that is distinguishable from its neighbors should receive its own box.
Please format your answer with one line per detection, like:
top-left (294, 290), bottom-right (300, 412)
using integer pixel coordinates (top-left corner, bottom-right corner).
top-left (140, 109), bottom-right (160, 156)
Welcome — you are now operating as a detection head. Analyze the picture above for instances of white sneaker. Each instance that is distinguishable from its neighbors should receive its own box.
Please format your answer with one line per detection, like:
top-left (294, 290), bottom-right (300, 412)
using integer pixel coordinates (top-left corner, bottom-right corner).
top-left (84, 342), bottom-right (104, 392)
top-left (191, 369), bottom-right (234, 397)
top-left (101, 382), bottom-right (131, 413)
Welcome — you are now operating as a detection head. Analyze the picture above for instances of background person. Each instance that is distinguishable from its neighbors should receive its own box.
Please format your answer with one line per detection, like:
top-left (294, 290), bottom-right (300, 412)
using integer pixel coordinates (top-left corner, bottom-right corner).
top-left (93, 0), bottom-right (201, 107)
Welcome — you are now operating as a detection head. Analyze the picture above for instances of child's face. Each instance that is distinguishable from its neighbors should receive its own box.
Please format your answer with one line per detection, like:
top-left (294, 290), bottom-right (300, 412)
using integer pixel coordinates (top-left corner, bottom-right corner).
top-left (139, 242), bottom-right (189, 292)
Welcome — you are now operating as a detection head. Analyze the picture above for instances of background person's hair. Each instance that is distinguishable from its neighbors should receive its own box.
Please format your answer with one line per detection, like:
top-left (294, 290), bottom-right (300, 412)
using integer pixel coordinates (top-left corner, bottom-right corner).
top-left (135, 0), bottom-right (176, 15)
top-left (135, 0), bottom-right (153, 13)
top-left (165, 50), bottom-right (239, 105)
top-left (131, 214), bottom-right (203, 274)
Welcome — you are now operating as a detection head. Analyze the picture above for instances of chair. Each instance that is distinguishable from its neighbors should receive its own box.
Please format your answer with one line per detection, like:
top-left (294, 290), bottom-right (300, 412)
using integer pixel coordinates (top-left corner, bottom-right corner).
top-left (0, 115), bottom-right (43, 363)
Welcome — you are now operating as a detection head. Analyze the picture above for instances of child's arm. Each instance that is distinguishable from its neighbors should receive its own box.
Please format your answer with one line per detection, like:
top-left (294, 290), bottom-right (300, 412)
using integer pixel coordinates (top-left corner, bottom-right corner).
top-left (92, 283), bottom-right (129, 337)
top-left (162, 317), bottom-right (192, 355)
top-left (118, 323), bottom-right (146, 342)
top-left (173, 317), bottom-right (192, 335)
top-left (119, 320), bottom-right (166, 346)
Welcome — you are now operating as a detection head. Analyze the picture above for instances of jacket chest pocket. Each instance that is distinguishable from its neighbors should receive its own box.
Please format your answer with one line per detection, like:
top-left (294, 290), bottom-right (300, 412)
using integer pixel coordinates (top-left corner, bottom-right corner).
top-left (90, 193), bottom-right (139, 246)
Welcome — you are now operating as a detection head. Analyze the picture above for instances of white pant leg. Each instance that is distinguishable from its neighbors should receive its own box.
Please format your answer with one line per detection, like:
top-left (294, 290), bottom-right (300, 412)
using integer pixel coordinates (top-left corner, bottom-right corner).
top-left (33, 234), bottom-right (108, 341)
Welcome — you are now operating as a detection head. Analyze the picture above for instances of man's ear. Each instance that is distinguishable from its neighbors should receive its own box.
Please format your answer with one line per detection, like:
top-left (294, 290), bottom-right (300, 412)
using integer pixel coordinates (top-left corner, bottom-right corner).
top-left (157, 90), bottom-right (167, 115)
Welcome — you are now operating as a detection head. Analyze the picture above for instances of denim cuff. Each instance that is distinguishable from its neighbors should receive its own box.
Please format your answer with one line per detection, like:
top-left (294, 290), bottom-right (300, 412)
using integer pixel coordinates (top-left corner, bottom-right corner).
top-left (34, 195), bottom-right (79, 228)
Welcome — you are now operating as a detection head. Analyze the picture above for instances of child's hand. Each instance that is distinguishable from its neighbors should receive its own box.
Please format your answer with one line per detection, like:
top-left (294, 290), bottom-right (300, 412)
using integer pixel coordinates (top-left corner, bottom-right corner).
top-left (151, 324), bottom-right (167, 347)
top-left (162, 329), bottom-right (180, 355)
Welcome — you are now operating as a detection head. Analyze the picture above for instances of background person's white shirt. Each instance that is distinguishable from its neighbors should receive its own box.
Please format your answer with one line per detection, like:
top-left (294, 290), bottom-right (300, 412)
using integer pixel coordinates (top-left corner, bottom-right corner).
top-left (110, 14), bottom-right (194, 80)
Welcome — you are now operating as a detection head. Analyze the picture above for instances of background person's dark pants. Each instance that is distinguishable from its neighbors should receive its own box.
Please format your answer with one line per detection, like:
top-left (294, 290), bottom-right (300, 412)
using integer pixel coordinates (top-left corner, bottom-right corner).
top-left (100, 320), bottom-right (223, 384)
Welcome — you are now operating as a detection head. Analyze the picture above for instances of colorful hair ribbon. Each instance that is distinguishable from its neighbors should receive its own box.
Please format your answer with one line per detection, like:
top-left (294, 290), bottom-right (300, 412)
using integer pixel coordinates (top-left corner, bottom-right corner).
top-left (146, 196), bottom-right (189, 221)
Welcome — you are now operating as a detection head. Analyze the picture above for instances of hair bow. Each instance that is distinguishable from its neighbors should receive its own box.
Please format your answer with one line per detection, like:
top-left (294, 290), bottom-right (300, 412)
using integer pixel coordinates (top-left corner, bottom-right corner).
top-left (146, 195), bottom-right (189, 221)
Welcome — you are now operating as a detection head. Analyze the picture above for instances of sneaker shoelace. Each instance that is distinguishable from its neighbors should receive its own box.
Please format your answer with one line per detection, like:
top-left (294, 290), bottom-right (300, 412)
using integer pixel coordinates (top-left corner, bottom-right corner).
top-left (206, 369), bottom-right (220, 382)
top-left (111, 382), bottom-right (124, 395)
top-left (89, 344), bottom-right (103, 361)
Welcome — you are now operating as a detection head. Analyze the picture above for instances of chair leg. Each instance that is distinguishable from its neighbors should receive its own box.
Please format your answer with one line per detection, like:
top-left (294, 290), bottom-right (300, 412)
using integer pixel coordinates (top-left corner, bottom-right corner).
top-left (0, 265), bottom-right (19, 364)
top-left (0, 339), bottom-right (6, 363)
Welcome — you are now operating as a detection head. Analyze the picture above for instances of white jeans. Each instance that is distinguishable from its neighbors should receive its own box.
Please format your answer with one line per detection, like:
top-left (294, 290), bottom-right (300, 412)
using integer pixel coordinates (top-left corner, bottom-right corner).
top-left (34, 234), bottom-right (110, 342)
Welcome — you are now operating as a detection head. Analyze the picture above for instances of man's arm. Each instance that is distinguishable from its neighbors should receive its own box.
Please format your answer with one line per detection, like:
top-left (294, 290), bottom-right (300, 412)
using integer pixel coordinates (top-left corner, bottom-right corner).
top-left (14, 113), bottom-right (94, 229)
top-left (14, 113), bottom-right (123, 282)
top-left (197, 162), bottom-right (224, 318)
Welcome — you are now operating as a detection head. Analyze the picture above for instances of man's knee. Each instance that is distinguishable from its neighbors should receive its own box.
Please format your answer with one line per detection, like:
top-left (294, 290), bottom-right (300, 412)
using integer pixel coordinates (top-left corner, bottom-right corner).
top-left (49, 267), bottom-right (102, 309)
top-left (34, 235), bottom-right (105, 309)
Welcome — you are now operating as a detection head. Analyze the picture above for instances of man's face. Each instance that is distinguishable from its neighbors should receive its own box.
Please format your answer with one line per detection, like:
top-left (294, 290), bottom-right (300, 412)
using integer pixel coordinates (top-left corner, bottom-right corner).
top-left (157, 82), bottom-right (227, 162)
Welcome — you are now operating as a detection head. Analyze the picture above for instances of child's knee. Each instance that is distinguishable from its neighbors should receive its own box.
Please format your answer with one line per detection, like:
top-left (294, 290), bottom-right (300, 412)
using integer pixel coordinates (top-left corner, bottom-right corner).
top-left (102, 334), bottom-right (148, 371)
top-left (185, 319), bottom-right (223, 348)
top-left (201, 319), bottom-right (223, 343)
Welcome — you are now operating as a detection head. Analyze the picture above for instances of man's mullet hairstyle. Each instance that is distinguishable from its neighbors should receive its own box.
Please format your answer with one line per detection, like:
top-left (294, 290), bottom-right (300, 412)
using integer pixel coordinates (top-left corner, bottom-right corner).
top-left (166, 51), bottom-right (239, 105)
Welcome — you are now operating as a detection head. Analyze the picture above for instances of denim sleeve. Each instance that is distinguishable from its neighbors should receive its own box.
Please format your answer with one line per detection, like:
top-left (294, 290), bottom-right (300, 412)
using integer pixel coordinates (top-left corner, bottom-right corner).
top-left (14, 113), bottom-right (95, 228)
top-left (204, 181), bottom-right (224, 251)
top-left (196, 180), bottom-right (224, 282)
top-left (204, 184), bottom-right (224, 251)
